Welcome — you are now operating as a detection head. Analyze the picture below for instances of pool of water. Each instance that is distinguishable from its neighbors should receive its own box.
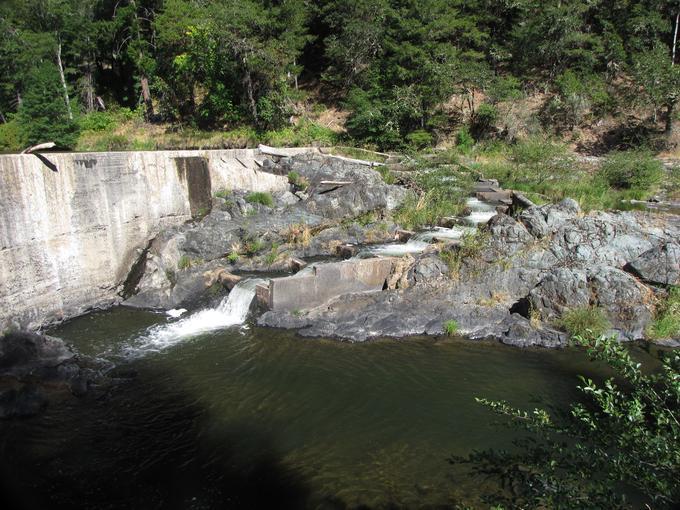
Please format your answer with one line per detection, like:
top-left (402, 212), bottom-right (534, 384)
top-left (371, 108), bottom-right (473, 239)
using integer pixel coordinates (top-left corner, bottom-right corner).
top-left (0, 305), bottom-right (646, 509)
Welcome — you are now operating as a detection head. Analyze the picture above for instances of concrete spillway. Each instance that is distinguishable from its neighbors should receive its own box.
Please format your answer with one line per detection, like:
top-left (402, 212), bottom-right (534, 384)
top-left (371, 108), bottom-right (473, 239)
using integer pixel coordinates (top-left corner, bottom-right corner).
top-left (0, 148), bottom-right (308, 331)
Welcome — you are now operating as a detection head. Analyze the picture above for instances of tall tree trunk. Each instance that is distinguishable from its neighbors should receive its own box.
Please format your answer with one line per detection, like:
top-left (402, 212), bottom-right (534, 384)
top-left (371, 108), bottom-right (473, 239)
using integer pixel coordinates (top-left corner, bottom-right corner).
top-left (140, 72), bottom-right (154, 120)
top-left (56, 40), bottom-right (73, 120)
top-left (666, 102), bottom-right (674, 136)
top-left (673, 12), bottom-right (679, 66)
top-left (244, 69), bottom-right (257, 121)
top-left (83, 64), bottom-right (95, 113)
top-left (16, 92), bottom-right (22, 109)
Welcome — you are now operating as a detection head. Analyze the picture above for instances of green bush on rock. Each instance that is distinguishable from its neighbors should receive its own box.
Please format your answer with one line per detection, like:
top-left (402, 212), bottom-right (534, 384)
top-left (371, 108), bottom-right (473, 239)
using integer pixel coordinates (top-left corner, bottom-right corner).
top-left (245, 192), bottom-right (274, 207)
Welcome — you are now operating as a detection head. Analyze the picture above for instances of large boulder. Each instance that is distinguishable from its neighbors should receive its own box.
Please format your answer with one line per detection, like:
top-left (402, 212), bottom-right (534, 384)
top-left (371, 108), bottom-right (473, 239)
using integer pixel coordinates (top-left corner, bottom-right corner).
top-left (529, 268), bottom-right (590, 320)
top-left (519, 198), bottom-right (581, 238)
top-left (587, 265), bottom-right (654, 339)
top-left (627, 242), bottom-right (680, 286)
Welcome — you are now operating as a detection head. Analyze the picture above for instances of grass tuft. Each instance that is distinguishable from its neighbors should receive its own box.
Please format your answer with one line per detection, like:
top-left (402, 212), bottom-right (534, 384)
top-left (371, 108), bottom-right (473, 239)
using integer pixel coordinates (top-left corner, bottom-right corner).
top-left (558, 306), bottom-right (611, 339)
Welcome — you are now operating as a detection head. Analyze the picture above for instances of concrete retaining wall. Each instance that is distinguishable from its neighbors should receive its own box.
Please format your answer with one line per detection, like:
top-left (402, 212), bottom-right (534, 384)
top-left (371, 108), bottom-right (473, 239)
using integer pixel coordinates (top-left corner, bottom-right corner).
top-left (260, 258), bottom-right (396, 312)
top-left (0, 148), bottom-right (309, 330)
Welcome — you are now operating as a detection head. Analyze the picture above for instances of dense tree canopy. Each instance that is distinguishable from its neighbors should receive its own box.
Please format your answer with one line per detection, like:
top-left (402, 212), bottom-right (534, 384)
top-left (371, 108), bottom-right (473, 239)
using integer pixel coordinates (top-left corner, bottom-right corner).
top-left (1, 0), bottom-right (679, 149)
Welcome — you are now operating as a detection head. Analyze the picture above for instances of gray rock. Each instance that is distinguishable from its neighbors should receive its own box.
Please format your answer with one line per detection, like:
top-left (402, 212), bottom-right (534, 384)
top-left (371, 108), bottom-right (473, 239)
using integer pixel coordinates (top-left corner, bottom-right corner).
top-left (485, 214), bottom-right (533, 259)
top-left (409, 254), bottom-right (448, 284)
top-left (587, 265), bottom-right (654, 339)
top-left (520, 198), bottom-right (581, 238)
top-left (627, 242), bottom-right (680, 286)
top-left (529, 268), bottom-right (590, 320)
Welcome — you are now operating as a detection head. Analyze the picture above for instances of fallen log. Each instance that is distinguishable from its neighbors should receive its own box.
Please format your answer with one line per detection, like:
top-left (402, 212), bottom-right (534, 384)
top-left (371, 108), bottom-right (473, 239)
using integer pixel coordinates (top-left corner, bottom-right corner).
top-left (21, 142), bottom-right (56, 154)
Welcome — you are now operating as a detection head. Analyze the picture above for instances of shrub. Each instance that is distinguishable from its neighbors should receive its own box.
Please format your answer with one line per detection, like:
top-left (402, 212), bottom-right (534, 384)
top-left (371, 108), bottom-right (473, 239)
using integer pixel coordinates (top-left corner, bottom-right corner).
top-left (0, 119), bottom-right (27, 152)
top-left (405, 129), bottom-right (433, 149)
top-left (648, 286), bottom-right (680, 339)
top-left (283, 223), bottom-right (312, 247)
top-left (287, 171), bottom-right (309, 190)
top-left (600, 150), bottom-right (663, 191)
top-left (227, 252), bottom-right (239, 263)
top-left (243, 236), bottom-right (264, 255)
top-left (471, 103), bottom-right (498, 138)
top-left (455, 126), bottom-right (474, 152)
top-left (245, 192), bottom-right (274, 207)
top-left (443, 320), bottom-right (459, 336)
top-left (468, 335), bottom-right (680, 507)
top-left (558, 306), bottom-right (610, 338)
top-left (77, 111), bottom-right (118, 132)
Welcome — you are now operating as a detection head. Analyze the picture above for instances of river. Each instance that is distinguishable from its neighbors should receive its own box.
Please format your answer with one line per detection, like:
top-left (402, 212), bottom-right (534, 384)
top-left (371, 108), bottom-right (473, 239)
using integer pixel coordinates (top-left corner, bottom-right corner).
top-left (0, 292), bottom-right (648, 509)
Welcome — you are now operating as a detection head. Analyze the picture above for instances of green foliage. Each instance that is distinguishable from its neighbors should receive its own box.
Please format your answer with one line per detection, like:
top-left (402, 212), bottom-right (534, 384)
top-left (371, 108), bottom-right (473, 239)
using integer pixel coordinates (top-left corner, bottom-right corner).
top-left (455, 127), bottom-right (474, 153)
top-left (634, 45), bottom-right (680, 134)
top-left (245, 192), bottom-right (274, 207)
top-left (558, 306), bottom-right (611, 339)
top-left (243, 236), bottom-right (264, 256)
top-left (227, 252), bottom-right (239, 263)
top-left (440, 230), bottom-right (489, 279)
top-left (178, 255), bottom-right (191, 270)
top-left (465, 335), bottom-right (680, 508)
top-left (443, 320), bottom-right (459, 336)
top-left (600, 150), bottom-right (663, 192)
top-left (0, 118), bottom-right (27, 152)
top-left (394, 163), bottom-right (472, 230)
top-left (287, 171), bottom-right (309, 190)
top-left (405, 129), bottom-right (433, 149)
top-left (214, 189), bottom-right (231, 199)
top-left (648, 286), bottom-right (680, 340)
top-left (18, 62), bottom-right (79, 149)
top-left (470, 103), bottom-right (498, 138)
top-left (264, 243), bottom-right (280, 266)
top-left (376, 166), bottom-right (396, 185)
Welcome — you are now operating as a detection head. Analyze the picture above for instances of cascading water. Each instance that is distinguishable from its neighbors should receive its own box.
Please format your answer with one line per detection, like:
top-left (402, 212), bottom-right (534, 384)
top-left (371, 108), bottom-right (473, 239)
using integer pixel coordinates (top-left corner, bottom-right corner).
top-left (362, 197), bottom-right (496, 257)
top-left (464, 197), bottom-right (497, 225)
top-left (125, 278), bottom-right (263, 356)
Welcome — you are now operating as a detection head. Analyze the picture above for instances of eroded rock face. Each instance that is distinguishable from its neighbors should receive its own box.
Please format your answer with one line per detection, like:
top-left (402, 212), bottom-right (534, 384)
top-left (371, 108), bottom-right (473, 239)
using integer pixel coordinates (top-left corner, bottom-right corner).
top-left (0, 331), bottom-right (91, 419)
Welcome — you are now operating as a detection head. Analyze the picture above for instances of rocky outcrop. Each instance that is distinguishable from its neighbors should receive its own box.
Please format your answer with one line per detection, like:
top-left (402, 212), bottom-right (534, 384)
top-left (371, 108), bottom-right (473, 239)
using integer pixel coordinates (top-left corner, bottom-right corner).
top-left (260, 200), bottom-right (680, 347)
top-left (0, 331), bottom-right (92, 418)
top-left (123, 155), bottom-right (413, 311)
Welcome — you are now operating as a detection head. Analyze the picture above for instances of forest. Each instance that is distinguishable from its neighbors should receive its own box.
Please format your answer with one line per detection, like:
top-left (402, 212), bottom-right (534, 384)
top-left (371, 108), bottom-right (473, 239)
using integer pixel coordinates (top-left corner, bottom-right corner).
top-left (1, 0), bottom-right (680, 152)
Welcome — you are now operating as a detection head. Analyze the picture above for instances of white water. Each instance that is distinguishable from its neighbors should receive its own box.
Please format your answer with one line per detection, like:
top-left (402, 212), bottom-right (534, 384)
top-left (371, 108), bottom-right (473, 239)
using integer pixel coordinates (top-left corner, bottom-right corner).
top-left (125, 278), bottom-right (263, 356)
top-left (464, 197), bottom-right (497, 225)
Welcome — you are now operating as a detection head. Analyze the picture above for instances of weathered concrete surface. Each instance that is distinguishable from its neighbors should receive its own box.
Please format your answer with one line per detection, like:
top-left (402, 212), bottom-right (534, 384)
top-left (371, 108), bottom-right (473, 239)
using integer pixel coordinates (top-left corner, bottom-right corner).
top-left (261, 258), bottom-right (397, 311)
top-left (0, 148), bottom-right (300, 330)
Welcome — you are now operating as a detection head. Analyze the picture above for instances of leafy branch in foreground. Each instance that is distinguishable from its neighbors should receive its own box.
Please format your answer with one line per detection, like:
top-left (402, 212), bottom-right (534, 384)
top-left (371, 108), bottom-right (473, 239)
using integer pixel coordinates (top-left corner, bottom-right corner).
top-left (455, 335), bottom-right (680, 509)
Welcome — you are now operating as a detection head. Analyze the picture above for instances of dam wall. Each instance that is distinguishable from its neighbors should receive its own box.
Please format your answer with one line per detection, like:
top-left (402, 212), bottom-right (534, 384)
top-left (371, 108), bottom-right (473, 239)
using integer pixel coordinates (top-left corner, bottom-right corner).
top-left (0, 148), bottom-right (308, 330)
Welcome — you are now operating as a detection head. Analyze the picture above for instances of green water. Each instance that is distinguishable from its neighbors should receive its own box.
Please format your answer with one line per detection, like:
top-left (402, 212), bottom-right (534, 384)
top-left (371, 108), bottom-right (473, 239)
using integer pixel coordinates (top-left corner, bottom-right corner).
top-left (0, 307), bottom-right (636, 509)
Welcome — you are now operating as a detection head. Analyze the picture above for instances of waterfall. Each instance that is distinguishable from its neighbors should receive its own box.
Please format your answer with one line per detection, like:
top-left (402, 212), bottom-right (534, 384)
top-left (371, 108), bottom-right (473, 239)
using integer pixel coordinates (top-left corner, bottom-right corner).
top-left (126, 278), bottom-right (263, 356)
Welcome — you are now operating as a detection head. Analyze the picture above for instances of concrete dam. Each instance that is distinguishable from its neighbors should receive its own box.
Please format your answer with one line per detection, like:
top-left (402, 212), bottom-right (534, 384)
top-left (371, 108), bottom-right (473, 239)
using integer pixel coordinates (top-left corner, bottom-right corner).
top-left (0, 147), bottom-right (309, 331)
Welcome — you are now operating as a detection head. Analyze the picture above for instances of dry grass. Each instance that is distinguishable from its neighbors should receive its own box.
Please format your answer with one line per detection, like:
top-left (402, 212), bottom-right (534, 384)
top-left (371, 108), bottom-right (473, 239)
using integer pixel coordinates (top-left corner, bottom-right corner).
top-left (283, 223), bottom-right (312, 247)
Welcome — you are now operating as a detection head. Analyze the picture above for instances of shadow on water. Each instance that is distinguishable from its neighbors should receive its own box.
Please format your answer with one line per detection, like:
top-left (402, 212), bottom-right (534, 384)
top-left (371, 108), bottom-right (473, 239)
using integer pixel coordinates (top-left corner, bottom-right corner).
top-left (0, 363), bottom-right (311, 510)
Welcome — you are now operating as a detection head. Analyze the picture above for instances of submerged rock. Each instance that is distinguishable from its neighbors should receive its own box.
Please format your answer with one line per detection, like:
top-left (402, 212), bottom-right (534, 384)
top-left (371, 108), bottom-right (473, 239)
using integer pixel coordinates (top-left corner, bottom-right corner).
top-left (0, 331), bottom-right (92, 418)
